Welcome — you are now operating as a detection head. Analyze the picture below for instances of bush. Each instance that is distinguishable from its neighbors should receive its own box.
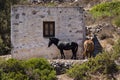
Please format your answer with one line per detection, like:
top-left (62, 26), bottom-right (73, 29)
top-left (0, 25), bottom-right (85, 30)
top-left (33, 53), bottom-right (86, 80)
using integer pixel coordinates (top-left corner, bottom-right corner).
top-left (90, 1), bottom-right (120, 18)
top-left (67, 52), bottom-right (119, 80)
top-left (0, 59), bottom-right (28, 80)
top-left (0, 35), bottom-right (11, 55)
top-left (0, 58), bottom-right (56, 80)
top-left (67, 63), bottom-right (90, 80)
top-left (23, 58), bottom-right (56, 80)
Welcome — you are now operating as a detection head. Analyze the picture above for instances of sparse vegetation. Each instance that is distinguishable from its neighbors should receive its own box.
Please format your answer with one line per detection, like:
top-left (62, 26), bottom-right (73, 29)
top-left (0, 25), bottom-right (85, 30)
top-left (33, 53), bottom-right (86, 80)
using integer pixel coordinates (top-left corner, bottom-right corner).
top-left (90, 1), bottom-right (120, 18)
top-left (90, 1), bottom-right (120, 27)
top-left (45, 2), bottom-right (57, 7)
top-left (68, 53), bottom-right (119, 80)
top-left (67, 39), bottom-right (120, 80)
top-left (112, 16), bottom-right (120, 28)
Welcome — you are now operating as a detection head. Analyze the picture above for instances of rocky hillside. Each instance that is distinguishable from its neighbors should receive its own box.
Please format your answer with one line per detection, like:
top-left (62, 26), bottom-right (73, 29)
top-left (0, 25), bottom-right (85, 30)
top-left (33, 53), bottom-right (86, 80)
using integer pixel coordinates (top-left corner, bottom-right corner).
top-left (0, 1), bottom-right (120, 80)
top-left (85, 1), bottom-right (120, 52)
top-left (29, 0), bottom-right (112, 7)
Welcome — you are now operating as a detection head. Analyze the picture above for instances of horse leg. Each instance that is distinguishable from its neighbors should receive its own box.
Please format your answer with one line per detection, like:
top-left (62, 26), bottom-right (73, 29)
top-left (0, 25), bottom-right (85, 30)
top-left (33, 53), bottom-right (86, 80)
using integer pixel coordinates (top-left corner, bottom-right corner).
top-left (88, 52), bottom-right (92, 58)
top-left (72, 45), bottom-right (78, 60)
top-left (90, 51), bottom-right (93, 58)
top-left (83, 54), bottom-right (85, 59)
top-left (60, 50), bottom-right (65, 59)
top-left (82, 51), bottom-right (86, 59)
top-left (86, 52), bottom-right (89, 58)
top-left (83, 48), bottom-right (87, 59)
top-left (60, 50), bottom-right (63, 59)
top-left (72, 49), bottom-right (76, 60)
top-left (74, 52), bottom-right (77, 59)
top-left (71, 50), bottom-right (74, 59)
top-left (63, 51), bottom-right (65, 59)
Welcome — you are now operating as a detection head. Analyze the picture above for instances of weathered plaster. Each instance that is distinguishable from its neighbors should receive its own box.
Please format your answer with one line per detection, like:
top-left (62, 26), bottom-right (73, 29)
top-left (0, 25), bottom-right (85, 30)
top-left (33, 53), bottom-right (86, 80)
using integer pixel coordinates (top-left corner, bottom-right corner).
top-left (11, 5), bottom-right (85, 59)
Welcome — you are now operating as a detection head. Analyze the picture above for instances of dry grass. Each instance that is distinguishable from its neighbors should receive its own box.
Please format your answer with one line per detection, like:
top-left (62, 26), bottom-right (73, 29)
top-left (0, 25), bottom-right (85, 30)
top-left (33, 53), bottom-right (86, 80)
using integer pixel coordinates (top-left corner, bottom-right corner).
top-left (106, 38), bottom-right (115, 45)
top-left (0, 54), bottom-right (11, 60)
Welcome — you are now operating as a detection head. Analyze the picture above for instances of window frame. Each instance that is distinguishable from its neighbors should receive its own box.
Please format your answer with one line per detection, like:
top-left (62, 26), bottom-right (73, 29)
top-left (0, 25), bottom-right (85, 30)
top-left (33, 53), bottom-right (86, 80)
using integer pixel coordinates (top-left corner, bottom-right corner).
top-left (43, 21), bottom-right (55, 37)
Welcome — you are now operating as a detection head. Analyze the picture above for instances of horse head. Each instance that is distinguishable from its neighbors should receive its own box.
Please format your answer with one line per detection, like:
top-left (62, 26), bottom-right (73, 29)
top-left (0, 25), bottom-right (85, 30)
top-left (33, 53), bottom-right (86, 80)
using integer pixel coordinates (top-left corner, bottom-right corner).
top-left (48, 37), bottom-right (59, 47)
top-left (48, 38), bottom-right (53, 47)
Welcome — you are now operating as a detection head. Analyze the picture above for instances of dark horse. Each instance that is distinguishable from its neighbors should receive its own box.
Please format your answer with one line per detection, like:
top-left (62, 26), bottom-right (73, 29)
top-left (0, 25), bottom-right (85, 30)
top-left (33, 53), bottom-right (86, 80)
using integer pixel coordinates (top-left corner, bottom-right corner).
top-left (48, 37), bottom-right (78, 59)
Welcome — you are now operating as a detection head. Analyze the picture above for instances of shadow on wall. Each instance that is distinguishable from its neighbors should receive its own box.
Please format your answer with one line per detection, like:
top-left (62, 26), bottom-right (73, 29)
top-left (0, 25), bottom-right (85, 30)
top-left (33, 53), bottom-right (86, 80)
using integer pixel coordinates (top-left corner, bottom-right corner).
top-left (93, 35), bottom-right (103, 57)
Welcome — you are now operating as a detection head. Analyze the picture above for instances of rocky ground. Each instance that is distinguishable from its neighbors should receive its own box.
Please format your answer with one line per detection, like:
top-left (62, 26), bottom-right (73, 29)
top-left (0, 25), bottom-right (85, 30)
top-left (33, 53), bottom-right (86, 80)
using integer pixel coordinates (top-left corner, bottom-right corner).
top-left (86, 22), bottom-right (120, 52)
top-left (57, 74), bottom-right (73, 80)
top-left (48, 59), bottom-right (88, 80)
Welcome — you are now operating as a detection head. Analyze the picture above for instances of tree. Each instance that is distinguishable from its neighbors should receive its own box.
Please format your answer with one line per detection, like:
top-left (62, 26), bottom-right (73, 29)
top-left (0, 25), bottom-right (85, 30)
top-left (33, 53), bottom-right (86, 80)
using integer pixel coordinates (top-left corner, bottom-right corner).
top-left (0, 0), bottom-right (27, 55)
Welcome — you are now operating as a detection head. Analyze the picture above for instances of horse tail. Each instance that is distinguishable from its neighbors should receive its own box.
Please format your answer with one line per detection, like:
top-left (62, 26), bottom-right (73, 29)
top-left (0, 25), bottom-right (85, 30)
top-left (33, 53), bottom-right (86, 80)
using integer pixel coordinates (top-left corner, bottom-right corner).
top-left (71, 42), bottom-right (78, 59)
top-left (75, 43), bottom-right (78, 53)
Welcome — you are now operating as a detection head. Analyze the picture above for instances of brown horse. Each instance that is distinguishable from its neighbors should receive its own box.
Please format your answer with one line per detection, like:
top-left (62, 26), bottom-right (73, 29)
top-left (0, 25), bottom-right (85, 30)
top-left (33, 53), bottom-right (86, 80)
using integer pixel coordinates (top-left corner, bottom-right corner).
top-left (83, 38), bottom-right (94, 59)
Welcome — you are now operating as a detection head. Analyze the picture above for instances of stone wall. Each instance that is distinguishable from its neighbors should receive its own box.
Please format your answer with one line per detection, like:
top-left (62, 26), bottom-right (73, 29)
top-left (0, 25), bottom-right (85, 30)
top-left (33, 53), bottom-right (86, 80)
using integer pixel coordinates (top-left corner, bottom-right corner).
top-left (49, 59), bottom-right (88, 75)
top-left (11, 5), bottom-right (85, 59)
top-left (28, 0), bottom-right (80, 3)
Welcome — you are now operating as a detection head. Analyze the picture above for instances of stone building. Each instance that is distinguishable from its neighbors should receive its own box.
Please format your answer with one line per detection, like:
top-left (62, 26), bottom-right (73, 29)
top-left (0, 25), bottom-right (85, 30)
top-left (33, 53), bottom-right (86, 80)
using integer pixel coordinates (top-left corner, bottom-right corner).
top-left (11, 5), bottom-right (85, 59)
top-left (28, 0), bottom-right (78, 3)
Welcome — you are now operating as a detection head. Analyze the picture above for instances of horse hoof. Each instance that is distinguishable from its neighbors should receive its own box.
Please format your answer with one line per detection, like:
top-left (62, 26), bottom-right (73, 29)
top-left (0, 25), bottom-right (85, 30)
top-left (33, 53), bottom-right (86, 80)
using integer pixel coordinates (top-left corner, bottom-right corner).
top-left (82, 57), bottom-right (85, 60)
top-left (74, 58), bottom-right (77, 60)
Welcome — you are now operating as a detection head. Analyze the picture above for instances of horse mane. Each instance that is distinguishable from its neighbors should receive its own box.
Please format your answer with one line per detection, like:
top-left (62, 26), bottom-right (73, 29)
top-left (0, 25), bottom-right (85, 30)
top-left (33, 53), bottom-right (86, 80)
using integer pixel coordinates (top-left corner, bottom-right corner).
top-left (49, 37), bottom-right (59, 41)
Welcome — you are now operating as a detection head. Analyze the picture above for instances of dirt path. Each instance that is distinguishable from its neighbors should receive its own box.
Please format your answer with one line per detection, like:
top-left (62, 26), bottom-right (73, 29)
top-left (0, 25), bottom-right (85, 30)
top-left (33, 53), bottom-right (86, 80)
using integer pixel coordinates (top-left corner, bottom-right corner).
top-left (0, 54), bottom-right (11, 60)
top-left (57, 74), bottom-right (74, 80)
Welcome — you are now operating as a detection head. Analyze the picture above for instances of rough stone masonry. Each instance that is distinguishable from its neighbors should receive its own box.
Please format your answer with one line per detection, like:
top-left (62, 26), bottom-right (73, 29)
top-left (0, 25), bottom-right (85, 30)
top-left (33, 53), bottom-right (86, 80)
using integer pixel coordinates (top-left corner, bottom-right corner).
top-left (11, 5), bottom-right (85, 59)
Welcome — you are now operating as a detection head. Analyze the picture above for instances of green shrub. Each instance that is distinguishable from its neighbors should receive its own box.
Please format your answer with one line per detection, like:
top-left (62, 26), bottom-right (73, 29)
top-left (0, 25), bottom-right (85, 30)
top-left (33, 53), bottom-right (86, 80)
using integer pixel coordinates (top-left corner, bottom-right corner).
top-left (0, 58), bottom-right (56, 80)
top-left (90, 1), bottom-right (120, 18)
top-left (0, 59), bottom-right (24, 72)
top-left (90, 1), bottom-right (120, 29)
top-left (0, 59), bottom-right (27, 80)
top-left (67, 52), bottom-right (119, 80)
top-left (91, 52), bottom-right (118, 74)
top-left (24, 58), bottom-right (56, 80)
top-left (0, 36), bottom-right (6, 55)
top-left (1, 72), bottom-right (28, 80)
top-left (67, 63), bottom-right (90, 80)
